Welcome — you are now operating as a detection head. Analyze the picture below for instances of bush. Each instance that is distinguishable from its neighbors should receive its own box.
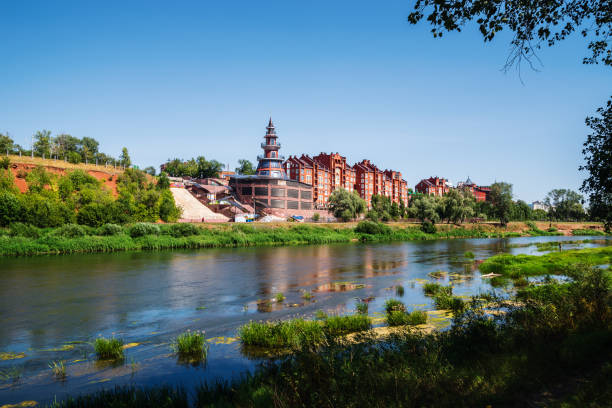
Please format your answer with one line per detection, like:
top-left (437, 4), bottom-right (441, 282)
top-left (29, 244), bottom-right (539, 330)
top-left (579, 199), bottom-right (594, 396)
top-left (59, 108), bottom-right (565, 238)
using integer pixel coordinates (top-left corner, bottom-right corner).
top-left (129, 222), bottom-right (160, 237)
top-left (312, 213), bottom-right (320, 222)
top-left (171, 330), bottom-right (207, 361)
top-left (356, 302), bottom-right (369, 314)
top-left (421, 221), bottom-right (437, 234)
top-left (97, 223), bottom-right (124, 236)
top-left (384, 299), bottom-right (406, 313)
top-left (323, 314), bottom-right (372, 336)
top-left (0, 191), bottom-right (22, 227)
top-left (387, 310), bottom-right (428, 326)
top-left (355, 220), bottom-right (391, 235)
top-left (0, 157), bottom-right (10, 169)
top-left (167, 223), bottom-right (200, 237)
top-left (9, 222), bottom-right (40, 238)
top-left (94, 337), bottom-right (124, 360)
top-left (52, 223), bottom-right (87, 238)
top-left (77, 202), bottom-right (116, 227)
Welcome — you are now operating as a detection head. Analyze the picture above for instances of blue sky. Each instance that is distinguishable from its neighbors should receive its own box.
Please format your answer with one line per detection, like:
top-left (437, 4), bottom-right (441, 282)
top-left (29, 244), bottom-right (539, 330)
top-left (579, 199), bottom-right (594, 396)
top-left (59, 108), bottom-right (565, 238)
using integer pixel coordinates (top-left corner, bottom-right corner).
top-left (1, 1), bottom-right (609, 202)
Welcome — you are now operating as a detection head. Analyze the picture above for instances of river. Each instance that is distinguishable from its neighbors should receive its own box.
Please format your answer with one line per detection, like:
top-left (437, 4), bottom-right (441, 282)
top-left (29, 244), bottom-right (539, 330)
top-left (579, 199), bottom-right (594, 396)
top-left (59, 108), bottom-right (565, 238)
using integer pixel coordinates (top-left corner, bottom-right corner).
top-left (0, 235), bottom-right (609, 405)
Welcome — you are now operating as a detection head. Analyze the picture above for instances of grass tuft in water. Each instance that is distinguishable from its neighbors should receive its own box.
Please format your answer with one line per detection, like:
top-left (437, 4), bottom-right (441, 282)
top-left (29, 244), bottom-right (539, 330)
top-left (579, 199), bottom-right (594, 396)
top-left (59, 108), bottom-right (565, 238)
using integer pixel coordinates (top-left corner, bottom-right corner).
top-left (275, 292), bottom-right (285, 302)
top-left (94, 337), bottom-right (124, 360)
top-left (386, 310), bottom-right (428, 326)
top-left (464, 251), bottom-right (475, 259)
top-left (49, 360), bottom-right (67, 379)
top-left (384, 299), bottom-right (406, 313)
top-left (238, 319), bottom-right (325, 349)
top-left (171, 330), bottom-right (208, 361)
top-left (356, 302), bottom-right (369, 314)
top-left (315, 310), bottom-right (328, 320)
top-left (323, 314), bottom-right (372, 336)
top-left (395, 285), bottom-right (405, 297)
top-left (301, 291), bottom-right (313, 300)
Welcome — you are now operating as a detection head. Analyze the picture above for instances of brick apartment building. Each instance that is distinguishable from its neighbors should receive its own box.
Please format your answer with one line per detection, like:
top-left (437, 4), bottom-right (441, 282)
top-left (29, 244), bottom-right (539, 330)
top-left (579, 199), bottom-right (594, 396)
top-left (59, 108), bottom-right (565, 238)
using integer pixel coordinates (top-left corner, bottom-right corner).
top-left (415, 177), bottom-right (450, 197)
top-left (285, 155), bottom-right (408, 208)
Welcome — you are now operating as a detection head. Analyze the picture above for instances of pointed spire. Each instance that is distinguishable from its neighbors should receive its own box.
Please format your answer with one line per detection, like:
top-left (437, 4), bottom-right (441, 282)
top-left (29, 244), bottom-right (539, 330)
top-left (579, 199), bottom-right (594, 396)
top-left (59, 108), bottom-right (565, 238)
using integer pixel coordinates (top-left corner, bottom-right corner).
top-left (267, 117), bottom-right (274, 128)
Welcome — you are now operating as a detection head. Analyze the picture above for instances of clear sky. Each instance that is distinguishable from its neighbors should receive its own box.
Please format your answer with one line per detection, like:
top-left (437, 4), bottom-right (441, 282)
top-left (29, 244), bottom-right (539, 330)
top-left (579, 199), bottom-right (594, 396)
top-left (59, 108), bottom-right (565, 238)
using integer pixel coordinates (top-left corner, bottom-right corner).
top-left (1, 1), bottom-right (609, 202)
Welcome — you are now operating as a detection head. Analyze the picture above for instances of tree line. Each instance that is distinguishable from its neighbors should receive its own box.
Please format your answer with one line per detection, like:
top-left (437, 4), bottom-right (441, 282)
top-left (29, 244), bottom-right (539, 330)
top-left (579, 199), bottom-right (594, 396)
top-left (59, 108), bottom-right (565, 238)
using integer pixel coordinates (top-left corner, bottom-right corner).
top-left (0, 130), bottom-right (131, 167)
top-left (0, 162), bottom-right (180, 228)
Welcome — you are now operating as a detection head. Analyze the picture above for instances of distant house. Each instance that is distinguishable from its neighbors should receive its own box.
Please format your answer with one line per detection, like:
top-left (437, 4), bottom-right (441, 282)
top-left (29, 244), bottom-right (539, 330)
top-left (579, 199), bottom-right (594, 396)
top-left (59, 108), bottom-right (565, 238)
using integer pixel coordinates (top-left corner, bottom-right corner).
top-left (456, 177), bottom-right (491, 202)
top-left (530, 201), bottom-right (550, 211)
top-left (415, 177), bottom-right (450, 197)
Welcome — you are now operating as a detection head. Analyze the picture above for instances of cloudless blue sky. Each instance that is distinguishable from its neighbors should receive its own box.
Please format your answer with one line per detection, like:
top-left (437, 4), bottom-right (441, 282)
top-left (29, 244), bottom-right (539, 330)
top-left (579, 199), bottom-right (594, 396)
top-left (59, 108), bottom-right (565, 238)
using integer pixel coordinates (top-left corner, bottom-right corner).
top-left (1, 1), bottom-right (610, 202)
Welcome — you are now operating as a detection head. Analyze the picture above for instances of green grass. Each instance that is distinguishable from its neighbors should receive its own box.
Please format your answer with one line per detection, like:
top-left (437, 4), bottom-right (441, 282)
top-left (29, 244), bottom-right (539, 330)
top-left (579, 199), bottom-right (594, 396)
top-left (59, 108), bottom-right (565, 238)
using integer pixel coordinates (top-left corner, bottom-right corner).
top-left (238, 319), bottom-right (326, 349)
top-left (323, 314), bottom-right (372, 336)
top-left (301, 290), bottom-right (313, 300)
top-left (464, 251), bottom-right (475, 259)
top-left (356, 302), bottom-right (369, 314)
top-left (275, 292), bottom-right (285, 302)
top-left (0, 222), bottom-right (585, 257)
top-left (171, 331), bottom-right (207, 361)
top-left (386, 310), bottom-right (428, 326)
top-left (384, 299), bottom-right (406, 313)
top-left (49, 360), bottom-right (66, 379)
top-left (572, 229), bottom-right (607, 236)
top-left (479, 246), bottom-right (612, 278)
top-left (423, 282), bottom-right (452, 297)
top-left (94, 337), bottom-right (124, 360)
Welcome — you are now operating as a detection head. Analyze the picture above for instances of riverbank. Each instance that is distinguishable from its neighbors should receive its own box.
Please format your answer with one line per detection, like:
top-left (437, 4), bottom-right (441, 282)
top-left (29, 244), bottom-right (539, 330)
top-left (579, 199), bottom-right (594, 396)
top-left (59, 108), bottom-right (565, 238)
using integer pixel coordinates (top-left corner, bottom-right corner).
top-left (45, 253), bottom-right (612, 407)
top-left (0, 221), bottom-right (607, 257)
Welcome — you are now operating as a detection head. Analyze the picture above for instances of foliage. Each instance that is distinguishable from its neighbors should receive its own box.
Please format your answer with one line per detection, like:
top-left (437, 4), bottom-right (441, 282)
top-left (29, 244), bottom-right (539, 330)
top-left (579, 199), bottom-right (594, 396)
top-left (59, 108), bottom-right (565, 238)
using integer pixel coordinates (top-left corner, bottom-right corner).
top-left (544, 189), bottom-right (586, 221)
top-left (94, 337), bottom-right (124, 360)
top-left (384, 299), bottom-right (406, 313)
top-left (9, 222), bottom-right (41, 238)
top-left (165, 223), bottom-right (200, 237)
top-left (441, 188), bottom-right (474, 224)
top-left (356, 302), bottom-right (369, 314)
top-left (0, 133), bottom-right (14, 154)
top-left (407, 0), bottom-right (612, 69)
top-left (387, 310), bottom-right (428, 326)
top-left (580, 98), bottom-right (612, 232)
top-left (119, 147), bottom-right (131, 168)
top-left (163, 156), bottom-right (223, 179)
top-left (159, 190), bottom-right (181, 222)
top-left (143, 166), bottom-right (156, 176)
top-left (235, 159), bottom-right (256, 175)
top-left (312, 213), bottom-right (320, 222)
top-left (47, 386), bottom-right (188, 408)
top-left (0, 191), bottom-right (21, 226)
top-left (489, 182), bottom-right (513, 226)
top-left (275, 293), bottom-right (285, 302)
top-left (323, 314), bottom-right (372, 336)
top-left (464, 251), bottom-right (475, 259)
top-left (0, 157), bottom-right (10, 169)
top-left (572, 229), bottom-right (606, 236)
top-left (396, 284), bottom-right (405, 297)
top-left (49, 360), bottom-right (66, 379)
top-left (328, 188), bottom-right (366, 221)
top-left (0, 169), bottom-right (17, 193)
top-left (97, 223), bottom-right (124, 236)
top-left (171, 330), bottom-right (208, 361)
top-left (51, 224), bottom-right (87, 238)
top-left (421, 220), bottom-right (437, 234)
top-left (413, 195), bottom-right (440, 224)
top-left (367, 194), bottom-right (394, 221)
top-left (238, 319), bottom-right (326, 349)
top-left (355, 220), bottom-right (391, 235)
top-left (129, 223), bottom-right (160, 238)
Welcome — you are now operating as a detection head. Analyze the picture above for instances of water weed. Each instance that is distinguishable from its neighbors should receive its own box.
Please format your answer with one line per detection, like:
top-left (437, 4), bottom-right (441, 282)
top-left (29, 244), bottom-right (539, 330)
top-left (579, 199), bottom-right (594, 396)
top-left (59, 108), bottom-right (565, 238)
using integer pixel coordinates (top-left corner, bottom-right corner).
top-left (464, 251), bottom-right (475, 258)
top-left (238, 319), bottom-right (325, 349)
top-left (94, 337), bottom-right (124, 360)
top-left (384, 299), bottom-right (406, 313)
top-left (356, 302), bottom-right (369, 314)
top-left (395, 285), bottom-right (405, 297)
top-left (323, 314), bottom-right (372, 336)
top-left (49, 360), bottom-right (67, 379)
top-left (171, 330), bottom-right (207, 362)
top-left (386, 310), bottom-right (428, 326)
top-left (275, 292), bottom-right (285, 302)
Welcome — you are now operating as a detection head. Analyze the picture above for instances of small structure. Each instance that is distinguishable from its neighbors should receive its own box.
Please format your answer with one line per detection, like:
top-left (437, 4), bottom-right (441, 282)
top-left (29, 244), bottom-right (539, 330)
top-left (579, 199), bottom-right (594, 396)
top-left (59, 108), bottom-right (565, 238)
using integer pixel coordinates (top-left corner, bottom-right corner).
top-left (456, 177), bottom-right (491, 202)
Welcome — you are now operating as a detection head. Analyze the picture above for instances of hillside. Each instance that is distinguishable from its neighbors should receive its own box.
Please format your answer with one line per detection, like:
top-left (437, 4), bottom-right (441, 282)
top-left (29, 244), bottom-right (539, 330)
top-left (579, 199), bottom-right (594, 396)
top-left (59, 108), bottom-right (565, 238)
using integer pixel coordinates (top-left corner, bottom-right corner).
top-left (3, 154), bottom-right (124, 195)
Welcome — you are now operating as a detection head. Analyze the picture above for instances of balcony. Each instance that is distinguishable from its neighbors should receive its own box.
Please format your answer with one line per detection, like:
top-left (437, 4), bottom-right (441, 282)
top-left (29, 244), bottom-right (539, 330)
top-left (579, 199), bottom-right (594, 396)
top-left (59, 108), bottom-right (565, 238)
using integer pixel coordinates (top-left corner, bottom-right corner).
top-left (261, 142), bottom-right (281, 149)
top-left (257, 155), bottom-right (285, 161)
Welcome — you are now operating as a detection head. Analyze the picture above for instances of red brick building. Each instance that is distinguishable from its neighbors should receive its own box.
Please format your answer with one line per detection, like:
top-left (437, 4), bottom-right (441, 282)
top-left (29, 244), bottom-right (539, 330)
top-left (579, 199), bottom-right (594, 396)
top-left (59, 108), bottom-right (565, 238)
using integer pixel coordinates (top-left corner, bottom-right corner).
top-left (312, 152), bottom-right (357, 193)
top-left (415, 177), bottom-right (450, 197)
top-left (457, 177), bottom-right (491, 202)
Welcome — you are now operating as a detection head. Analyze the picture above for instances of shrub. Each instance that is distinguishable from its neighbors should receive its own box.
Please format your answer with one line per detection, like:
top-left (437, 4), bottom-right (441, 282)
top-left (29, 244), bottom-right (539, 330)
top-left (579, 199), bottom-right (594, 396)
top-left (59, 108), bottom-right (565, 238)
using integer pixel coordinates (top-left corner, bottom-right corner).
top-left (312, 213), bottom-right (320, 222)
top-left (384, 299), bottom-right (406, 313)
top-left (97, 223), bottom-right (124, 236)
top-left (547, 227), bottom-right (558, 233)
top-left (421, 221), bottom-right (437, 234)
top-left (77, 202), bottom-right (116, 227)
top-left (94, 337), bottom-right (124, 360)
top-left (0, 192), bottom-right (22, 227)
top-left (129, 222), bottom-right (160, 237)
top-left (356, 302), bottom-right (369, 314)
top-left (0, 157), bottom-right (10, 169)
top-left (171, 330), bottom-right (207, 361)
top-left (387, 310), bottom-right (428, 326)
top-left (166, 223), bottom-right (200, 237)
top-left (355, 220), bottom-right (391, 235)
top-left (52, 224), bottom-right (87, 238)
top-left (9, 222), bottom-right (40, 238)
top-left (323, 314), bottom-right (372, 336)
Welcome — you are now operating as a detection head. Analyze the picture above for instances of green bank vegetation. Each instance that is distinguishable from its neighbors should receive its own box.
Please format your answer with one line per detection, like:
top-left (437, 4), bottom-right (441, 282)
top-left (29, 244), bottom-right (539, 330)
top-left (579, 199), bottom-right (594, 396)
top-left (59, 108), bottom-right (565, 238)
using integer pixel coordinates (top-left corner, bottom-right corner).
top-left (49, 255), bottom-right (612, 407)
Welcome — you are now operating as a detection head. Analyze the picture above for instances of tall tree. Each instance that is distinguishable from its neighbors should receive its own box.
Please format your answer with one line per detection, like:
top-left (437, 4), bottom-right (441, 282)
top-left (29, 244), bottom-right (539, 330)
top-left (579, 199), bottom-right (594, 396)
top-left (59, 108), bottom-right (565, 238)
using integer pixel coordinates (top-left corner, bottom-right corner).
top-left (119, 147), bottom-right (131, 168)
top-left (33, 130), bottom-right (52, 157)
top-left (544, 189), bottom-right (586, 221)
top-left (328, 188), bottom-right (366, 221)
top-left (407, 0), bottom-right (611, 70)
top-left (0, 133), bottom-right (14, 154)
top-left (489, 182), bottom-right (513, 226)
top-left (235, 159), bottom-right (256, 175)
top-left (80, 137), bottom-right (99, 163)
top-left (580, 98), bottom-right (612, 231)
top-left (413, 195), bottom-right (440, 224)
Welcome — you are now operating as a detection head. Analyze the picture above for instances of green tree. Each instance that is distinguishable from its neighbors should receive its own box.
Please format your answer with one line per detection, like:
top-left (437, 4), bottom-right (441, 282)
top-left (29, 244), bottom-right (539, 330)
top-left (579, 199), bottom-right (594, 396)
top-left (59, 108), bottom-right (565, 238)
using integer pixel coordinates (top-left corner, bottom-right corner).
top-left (143, 166), bottom-right (156, 176)
top-left (33, 130), bottom-right (52, 158)
top-left (25, 166), bottom-right (54, 193)
top-left (119, 147), bottom-right (131, 168)
top-left (413, 195), bottom-right (440, 224)
top-left (0, 133), bottom-right (14, 154)
top-left (159, 190), bottom-right (181, 222)
top-left (489, 182), bottom-right (513, 226)
top-left (0, 191), bottom-right (21, 226)
top-left (80, 137), bottom-right (99, 163)
top-left (407, 0), bottom-right (611, 69)
top-left (157, 172), bottom-right (171, 190)
top-left (236, 159), bottom-right (256, 175)
top-left (544, 189), bottom-right (586, 221)
top-left (328, 188), bottom-right (366, 222)
top-left (0, 169), bottom-right (18, 193)
top-left (54, 134), bottom-right (81, 158)
top-left (580, 98), bottom-right (611, 231)
top-left (510, 200), bottom-right (533, 221)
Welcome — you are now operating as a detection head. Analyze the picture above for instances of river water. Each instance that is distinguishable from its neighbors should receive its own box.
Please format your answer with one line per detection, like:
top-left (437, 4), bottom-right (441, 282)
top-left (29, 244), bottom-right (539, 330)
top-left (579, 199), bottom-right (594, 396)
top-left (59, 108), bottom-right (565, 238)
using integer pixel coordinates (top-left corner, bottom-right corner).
top-left (0, 235), bottom-right (609, 405)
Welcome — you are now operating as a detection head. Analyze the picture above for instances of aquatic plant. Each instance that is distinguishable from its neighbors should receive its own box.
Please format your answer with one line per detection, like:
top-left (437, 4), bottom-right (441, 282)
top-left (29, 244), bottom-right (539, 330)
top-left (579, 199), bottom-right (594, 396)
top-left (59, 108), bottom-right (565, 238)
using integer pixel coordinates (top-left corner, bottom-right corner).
top-left (513, 277), bottom-right (529, 287)
top-left (464, 251), bottom-right (475, 259)
top-left (171, 330), bottom-right (207, 361)
top-left (275, 292), bottom-right (285, 302)
top-left (315, 310), bottom-right (328, 320)
top-left (94, 337), bottom-right (124, 360)
top-left (356, 302), bottom-right (369, 314)
top-left (384, 299), bottom-right (406, 313)
top-left (301, 290), bottom-right (313, 300)
top-left (386, 310), bottom-right (428, 326)
top-left (323, 314), bottom-right (372, 336)
top-left (433, 292), bottom-right (465, 313)
top-left (423, 282), bottom-right (452, 297)
top-left (395, 285), bottom-right (405, 297)
top-left (49, 360), bottom-right (67, 379)
top-left (238, 319), bottom-right (325, 349)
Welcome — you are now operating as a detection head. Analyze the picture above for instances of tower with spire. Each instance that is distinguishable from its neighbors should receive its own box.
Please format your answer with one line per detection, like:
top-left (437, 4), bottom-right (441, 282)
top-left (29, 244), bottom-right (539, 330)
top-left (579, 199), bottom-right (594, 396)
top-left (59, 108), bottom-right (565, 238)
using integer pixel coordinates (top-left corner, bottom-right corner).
top-left (256, 118), bottom-right (287, 178)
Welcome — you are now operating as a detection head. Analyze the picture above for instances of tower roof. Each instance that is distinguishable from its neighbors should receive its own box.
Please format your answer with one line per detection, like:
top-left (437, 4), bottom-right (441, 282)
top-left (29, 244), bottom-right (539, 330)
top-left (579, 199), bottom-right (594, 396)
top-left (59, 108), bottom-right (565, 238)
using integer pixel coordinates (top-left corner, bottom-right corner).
top-left (267, 117), bottom-right (274, 128)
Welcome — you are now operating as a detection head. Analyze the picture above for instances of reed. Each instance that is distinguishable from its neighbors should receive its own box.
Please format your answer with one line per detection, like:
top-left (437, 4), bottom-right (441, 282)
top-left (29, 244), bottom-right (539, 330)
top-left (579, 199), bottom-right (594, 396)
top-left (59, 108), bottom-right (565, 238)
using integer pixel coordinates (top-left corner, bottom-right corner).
top-left (94, 337), bottom-right (124, 360)
top-left (171, 330), bottom-right (207, 361)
